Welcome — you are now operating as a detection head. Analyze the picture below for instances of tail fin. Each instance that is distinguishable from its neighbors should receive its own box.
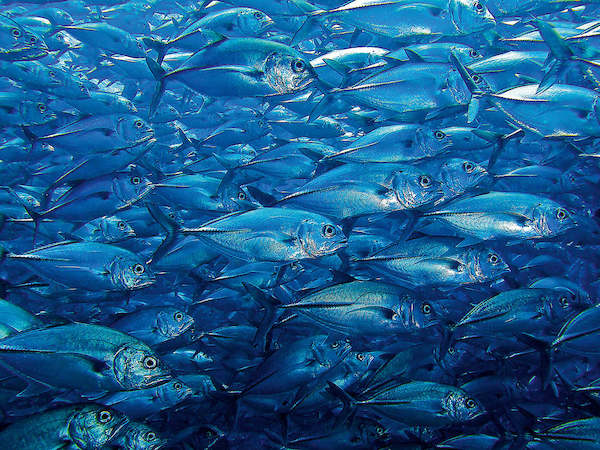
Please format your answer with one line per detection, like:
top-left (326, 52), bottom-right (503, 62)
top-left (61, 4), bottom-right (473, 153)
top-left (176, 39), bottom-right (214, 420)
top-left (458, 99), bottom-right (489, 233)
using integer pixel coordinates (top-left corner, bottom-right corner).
top-left (146, 56), bottom-right (167, 117)
top-left (242, 282), bottom-right (282, 353)
top-left (449, 52), bottom-right (489, 123)
top-left (325, 381), bottom-right (357, 426)
top-left (5, 187), bottom-right (42, 245)
top-left (142, 37), bottom-right (169, 64)
top-left (516, 333), bottom-right (553, 389)
top-left (535, 20), bottom-right (572, 93)
top-left (474, 128), bottom-right (523, 172)
top-left (146, 203), bottom-right (180, 265)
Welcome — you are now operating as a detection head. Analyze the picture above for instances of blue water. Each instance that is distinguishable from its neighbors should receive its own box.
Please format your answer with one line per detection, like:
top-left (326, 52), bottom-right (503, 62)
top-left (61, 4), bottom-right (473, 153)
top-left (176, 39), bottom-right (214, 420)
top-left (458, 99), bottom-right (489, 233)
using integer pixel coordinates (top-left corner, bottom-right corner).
top-left (0, 0), bottom-right (600, 448)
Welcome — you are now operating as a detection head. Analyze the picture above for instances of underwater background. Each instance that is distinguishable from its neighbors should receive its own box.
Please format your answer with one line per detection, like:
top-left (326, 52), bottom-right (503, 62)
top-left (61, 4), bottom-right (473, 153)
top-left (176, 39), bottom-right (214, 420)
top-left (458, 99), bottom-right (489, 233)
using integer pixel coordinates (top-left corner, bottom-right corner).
top-left (1, 0), bottom-right (600, 448)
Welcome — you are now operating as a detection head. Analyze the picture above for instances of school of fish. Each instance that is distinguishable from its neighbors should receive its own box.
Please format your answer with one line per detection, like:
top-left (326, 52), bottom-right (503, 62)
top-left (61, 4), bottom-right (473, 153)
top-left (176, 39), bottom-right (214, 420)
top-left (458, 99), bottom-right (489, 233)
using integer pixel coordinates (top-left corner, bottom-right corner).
top-left (0, 0), bottom-right (600, 448)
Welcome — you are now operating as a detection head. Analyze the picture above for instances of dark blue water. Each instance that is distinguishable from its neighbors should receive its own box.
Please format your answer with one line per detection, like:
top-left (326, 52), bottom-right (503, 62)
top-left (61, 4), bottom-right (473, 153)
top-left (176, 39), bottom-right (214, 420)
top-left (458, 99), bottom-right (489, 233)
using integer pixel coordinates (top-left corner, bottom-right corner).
top-left (0, 0), bottom-right (599, 448)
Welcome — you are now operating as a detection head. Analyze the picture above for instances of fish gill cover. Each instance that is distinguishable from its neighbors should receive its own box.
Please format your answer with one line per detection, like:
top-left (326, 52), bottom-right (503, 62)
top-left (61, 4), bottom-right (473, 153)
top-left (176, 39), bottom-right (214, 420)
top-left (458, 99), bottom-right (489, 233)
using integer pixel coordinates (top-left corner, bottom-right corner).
top-left (0, 0), bottom-right (599, 448)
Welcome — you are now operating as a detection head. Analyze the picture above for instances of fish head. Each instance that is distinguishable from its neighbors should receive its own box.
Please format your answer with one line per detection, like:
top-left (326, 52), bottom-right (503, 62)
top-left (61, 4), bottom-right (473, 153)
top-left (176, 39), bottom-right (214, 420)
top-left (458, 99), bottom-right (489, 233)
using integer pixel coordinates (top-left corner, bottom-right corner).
top-left (0, 17), bottom-right (48, 60)
top-left (73, 79), bottom-right (93, 99)
top-left (117, 422), bottom-right (166, 450)
top-left (561, 163), bottom-right (594, 192)
top-left (440, 158), bottom-right (489, 195)
top-left (156, 308), bottom-right (194, 339)
top-left (21, 99), bottom-right (56, 126)
top-left (347, 350), bottom-right (376, 374)
top-left (533, 202), bottom-right (577, 237)
top-left (297, 218), bottom-right (347, 258)
top-left (238, 8), bottom-right (274, 36)
top-left (392, 169), bottom-right (442, 209)
top-left (264, 51), bottom-right (315, 94)
top-left (443, 389), bottom-right (485, 423)
top-left (437, 340), bottom-right (479, 374)
top-left (33, 64), bottom-right (62, 88)
top-left (98, 215), bottom-right (136, 242)
top-left (416, 126), bottom-right (455, 156)
top-left (543, 289), bottom-right (588, 322)
top-left (56, 73), bottom-right (92, 99)
top-left (158, 378), bottom-right (194, 404)
top-left (113, 344), bottom-right (172, 389)
top-left (110, 255), bottom-right (155, 290)
top-left (397, 299), bottom-right (438, 330)
top-left (112, 173), bottom-right (153, 204)
top-left (153, 103), bottom-right (181, 122)
top-left (218, 182), bottom-right (263, 211)
top-left (68, 405), bottom-right (129, 449)
top-left (129, 36), bottom-right (147, 58)
top-left (225, 143), bottom-right (258, 166)
top-left (355, 419), bottom-right (390, 446)
top-left (452, 45), bottom-right (485, 64)
top-left (449, 0), bottom-right (496, 35)
top-left (470, 248), bottom-right (509, 282)
top-left (116, 115), bottom-right (155, 146)
top-left (313, 336), bottom-right (352, 367)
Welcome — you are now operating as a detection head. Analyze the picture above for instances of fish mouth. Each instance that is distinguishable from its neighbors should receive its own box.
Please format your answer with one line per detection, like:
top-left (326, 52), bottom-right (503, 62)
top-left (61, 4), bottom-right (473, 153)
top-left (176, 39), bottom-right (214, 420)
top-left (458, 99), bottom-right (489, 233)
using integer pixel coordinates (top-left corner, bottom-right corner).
top-left (109, 416), bottom-right (130, 440)
top-left (145, 373), bottom-right (173, 387)
top-left (11, 46), bottom-right (49, 60)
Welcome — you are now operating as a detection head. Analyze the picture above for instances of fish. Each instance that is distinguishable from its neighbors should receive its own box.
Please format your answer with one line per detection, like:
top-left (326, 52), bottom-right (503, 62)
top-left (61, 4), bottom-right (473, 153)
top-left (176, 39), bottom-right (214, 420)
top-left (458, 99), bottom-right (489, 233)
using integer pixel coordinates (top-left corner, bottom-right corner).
top-left (0, 322), bottom-right (172, 393)
top-left (0, 404), bottom-right (128, 450)
top-left (0, 0), bottom-right (599, 447)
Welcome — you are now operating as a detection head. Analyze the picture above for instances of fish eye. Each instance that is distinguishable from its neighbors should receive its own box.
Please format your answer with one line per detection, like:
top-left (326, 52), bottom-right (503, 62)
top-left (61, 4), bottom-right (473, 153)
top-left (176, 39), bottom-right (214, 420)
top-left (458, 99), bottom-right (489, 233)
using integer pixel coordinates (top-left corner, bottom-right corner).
top-left (134, 119), bottom-right (144, 128)
top-left (131, 176), bottom-right (141, 185)
top-left (474, 1), bottom-right (484, 12)
top-left (469, 49), bottom-right (479, 57)
top-left (29, 35), bottom-right (37, 43)
top-left (421, 303), bottom-right (432, 314)
top-left (447, 346), bottom-right (456, 355)
top-left (168, 212), bottom-right (175, 219)
top-left (419, 175), bottom-right (432, 188)
top-left (463, 161), bottom-right (474, 173)
top-left (391, 313), bottom-right (399, 320)
top-left (466, 398), bottom-right (477, 408)
top-left (11, 28), bottom-right (21, 38)
top-left (556, 208), bottom-right (568, 220)
top-left (174, 311), bottom-right (184, 321)
top-left (322, 224), bottom-right (337, 237)
top-left (488, 253), bottom-right (499, 264)
top-left (331, 341), bottom-right (340, 349)
top-left (434, 130), bottom-right (446, 140)
top-left (292, 59), bottom-right (306, 73)
top-left (117, 221), bottom-right (126, 230)
top-left (173, 381), bottom-right (182, 390)
top-left (559, 296), bottom-right (569, 308)
top-left (133, 263), bottom-right (145, 274)
top-left (472, 74), bottom-right (482, 83)
top-left (37, 103), bottom-right (47, 113)
top-left (238, 191), bottom-right (246, 200)
top-left (253, 11), bottom-right (263, 19)
top-left (356, 353), bottom-right (365, 361)
top-left (97, 410), bottom-right (112, 423)
top-left (145, 431), bottom-right (157, 441)
top-left (143, 355), bottom-right (158, 369)
top-left (376, 426), bottom-right (385, 435)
